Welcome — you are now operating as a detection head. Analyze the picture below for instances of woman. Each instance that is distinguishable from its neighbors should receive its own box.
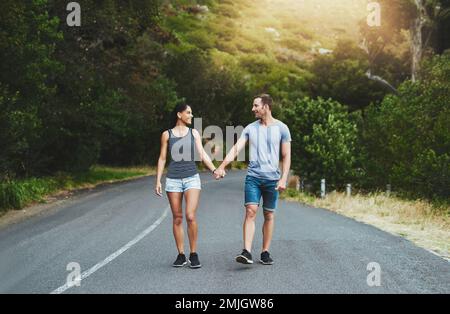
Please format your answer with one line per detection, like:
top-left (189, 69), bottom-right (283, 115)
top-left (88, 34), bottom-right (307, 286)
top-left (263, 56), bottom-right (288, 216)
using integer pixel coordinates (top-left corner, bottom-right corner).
top-left (155, 103), bottom-right (225, 268)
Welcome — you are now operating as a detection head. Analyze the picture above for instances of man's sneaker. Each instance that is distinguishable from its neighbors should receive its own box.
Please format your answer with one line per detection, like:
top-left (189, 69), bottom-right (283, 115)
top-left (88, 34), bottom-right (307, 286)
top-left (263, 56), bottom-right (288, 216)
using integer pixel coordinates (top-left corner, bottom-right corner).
top-left (235, 249), bottom-right (253, 264)
top-left (260, 251), bottom-right (274, 265)
top-left (189, 252), bottom-right (202, 268)
top-left (172, 253), bottom-right (187, 267)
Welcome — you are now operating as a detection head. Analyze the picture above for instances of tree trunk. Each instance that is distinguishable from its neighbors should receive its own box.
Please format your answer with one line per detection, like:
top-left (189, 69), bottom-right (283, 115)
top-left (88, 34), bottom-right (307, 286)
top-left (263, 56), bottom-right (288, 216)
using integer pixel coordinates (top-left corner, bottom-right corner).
top-left (411, 0), bottom-right (427, 82)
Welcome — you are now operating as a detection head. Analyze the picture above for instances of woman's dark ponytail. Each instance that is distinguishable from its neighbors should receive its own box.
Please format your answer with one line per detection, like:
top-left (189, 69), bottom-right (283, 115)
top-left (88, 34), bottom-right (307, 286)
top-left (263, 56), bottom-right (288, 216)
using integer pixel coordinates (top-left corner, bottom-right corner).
top-left (170, 103), bottom-right (189, 128)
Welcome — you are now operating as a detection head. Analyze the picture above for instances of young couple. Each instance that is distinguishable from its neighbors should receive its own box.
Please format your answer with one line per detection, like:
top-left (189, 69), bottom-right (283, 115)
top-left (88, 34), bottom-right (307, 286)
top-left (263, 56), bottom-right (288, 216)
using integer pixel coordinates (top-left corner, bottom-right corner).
top-left (155, 94), bottom-right (291, 268)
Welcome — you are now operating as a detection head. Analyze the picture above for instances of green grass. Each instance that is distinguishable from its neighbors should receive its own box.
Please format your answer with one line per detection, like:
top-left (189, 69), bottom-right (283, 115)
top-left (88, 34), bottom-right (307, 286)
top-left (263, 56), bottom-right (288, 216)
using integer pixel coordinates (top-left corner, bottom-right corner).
top-left (282, 188), bottom-right (317, 204)
top-left (0, 165), bottom-right (155, 212)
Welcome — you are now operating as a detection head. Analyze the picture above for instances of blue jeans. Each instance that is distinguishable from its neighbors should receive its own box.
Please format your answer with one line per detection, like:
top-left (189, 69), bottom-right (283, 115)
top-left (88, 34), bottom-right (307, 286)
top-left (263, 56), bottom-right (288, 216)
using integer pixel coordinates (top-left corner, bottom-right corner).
top-left (244, 175), bottom-right (279, 211)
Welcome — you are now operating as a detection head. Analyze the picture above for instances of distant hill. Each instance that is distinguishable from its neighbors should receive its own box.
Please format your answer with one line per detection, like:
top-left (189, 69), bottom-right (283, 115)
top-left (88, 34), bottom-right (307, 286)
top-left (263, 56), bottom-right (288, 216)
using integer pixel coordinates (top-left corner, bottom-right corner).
top-left (161, 0), bottom-right (368, 81)
top-left (217, 0), bottom-right (366, 60)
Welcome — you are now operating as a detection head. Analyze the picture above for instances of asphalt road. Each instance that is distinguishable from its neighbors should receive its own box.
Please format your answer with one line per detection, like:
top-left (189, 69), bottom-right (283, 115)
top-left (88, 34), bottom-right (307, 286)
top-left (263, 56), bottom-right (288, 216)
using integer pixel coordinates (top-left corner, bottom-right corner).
top-left (0, 170), bottom-right (449, 294)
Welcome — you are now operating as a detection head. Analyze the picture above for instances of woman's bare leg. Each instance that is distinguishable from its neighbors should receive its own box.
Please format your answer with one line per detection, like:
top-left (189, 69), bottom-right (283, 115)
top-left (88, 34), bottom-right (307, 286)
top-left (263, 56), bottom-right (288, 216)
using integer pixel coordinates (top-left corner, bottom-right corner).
top-left (167, 192), bottom-right (184, 254)
top-left (184, 189), bottom-right (201, 253)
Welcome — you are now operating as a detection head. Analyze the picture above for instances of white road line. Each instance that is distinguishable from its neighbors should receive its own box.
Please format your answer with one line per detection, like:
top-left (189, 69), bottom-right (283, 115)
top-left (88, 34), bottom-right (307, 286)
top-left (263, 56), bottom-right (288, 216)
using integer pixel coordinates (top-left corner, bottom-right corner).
top-left (50, 175), bottom-right (239, 294)
top-left (425, 248), bottom-right (450, 263)
top-left (51, 205), bottom-right (169, 294)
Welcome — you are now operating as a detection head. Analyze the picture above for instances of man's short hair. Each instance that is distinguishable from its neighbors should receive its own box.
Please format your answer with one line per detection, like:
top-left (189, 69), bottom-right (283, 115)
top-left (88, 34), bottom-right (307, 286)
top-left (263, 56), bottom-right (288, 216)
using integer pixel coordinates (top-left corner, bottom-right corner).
top-left (255, 94), bottom-right (273, 110)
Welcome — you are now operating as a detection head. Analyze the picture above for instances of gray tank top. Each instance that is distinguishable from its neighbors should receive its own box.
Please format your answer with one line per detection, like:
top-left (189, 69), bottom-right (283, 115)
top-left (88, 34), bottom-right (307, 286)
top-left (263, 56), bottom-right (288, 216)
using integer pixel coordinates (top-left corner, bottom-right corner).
top-left (167, 128), bottom-right (199, 179)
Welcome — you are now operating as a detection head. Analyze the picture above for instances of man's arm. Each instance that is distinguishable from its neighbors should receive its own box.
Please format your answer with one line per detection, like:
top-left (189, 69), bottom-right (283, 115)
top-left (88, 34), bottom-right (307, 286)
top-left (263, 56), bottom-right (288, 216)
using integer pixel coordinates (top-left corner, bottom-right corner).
top-left (276, 142), bottom-right (291, 191)
top-left (216, 137), bottom-right (247, 173)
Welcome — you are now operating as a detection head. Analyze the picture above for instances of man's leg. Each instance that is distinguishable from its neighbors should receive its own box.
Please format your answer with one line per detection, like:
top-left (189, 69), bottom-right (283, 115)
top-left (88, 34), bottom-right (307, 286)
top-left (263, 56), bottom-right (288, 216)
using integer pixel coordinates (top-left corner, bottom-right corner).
top-left (259, 180), bottom-right (278, 265)
top-left (243, 204), bottom-right (259, 252)
top-left (243, 176), bottom-right (262, 253)
top-left (236, 176), bottom-right (261, 264)
top-left (262, 210), bottom-right (275, 252)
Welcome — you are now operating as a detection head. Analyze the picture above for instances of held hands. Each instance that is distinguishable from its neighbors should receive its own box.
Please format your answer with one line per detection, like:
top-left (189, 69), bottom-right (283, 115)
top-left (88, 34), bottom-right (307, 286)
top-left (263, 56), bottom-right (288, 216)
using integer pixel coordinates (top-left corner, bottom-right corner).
top-left (213, 167), bottom-right (226, 180)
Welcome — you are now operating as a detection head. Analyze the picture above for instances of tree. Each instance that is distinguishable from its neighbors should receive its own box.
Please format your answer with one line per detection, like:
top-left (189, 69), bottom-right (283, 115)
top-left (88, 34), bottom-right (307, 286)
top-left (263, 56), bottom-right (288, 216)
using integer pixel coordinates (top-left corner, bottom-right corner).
top-left (409, 0), bottom-right (450, 80)
top-left (0, 0), bottom-right (63, 177)
top-left (360, 0), bottom-right (450, 81)
top-left (310, 40), bottom-right (391, 112)
top-left (282, 98), bottom-right (359, 192)
top-left (361, 53), bottom-right (450, 200)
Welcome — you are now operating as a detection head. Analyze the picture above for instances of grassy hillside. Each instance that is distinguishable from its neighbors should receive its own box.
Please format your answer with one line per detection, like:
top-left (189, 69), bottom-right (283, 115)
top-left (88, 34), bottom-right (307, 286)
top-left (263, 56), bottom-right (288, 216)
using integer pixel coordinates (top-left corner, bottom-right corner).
top-left (162, 0), bottom-right (367, 63)
top-left (159, 0), bottom-right (368, 102)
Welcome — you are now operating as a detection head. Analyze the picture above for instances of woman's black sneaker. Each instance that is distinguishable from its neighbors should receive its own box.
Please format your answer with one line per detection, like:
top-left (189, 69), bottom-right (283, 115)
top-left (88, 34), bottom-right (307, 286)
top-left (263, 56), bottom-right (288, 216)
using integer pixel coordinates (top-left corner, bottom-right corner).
top-left (189, 252), bottom-right (202, 268)
top-left (173, 253), bottom-right (187, 267)
top-left (235, 249), bottom-right (253, 264)
top-left (260, 251), bottom-right (274, 265)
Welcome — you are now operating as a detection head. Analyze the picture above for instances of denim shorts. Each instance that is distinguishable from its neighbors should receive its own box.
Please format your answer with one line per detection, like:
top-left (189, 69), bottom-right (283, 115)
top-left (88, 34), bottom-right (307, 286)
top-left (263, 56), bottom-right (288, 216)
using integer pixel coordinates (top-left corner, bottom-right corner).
top-left (244, 175), bottom-right (279, 211)
top-left (165, 174), bottom-right (201, 193)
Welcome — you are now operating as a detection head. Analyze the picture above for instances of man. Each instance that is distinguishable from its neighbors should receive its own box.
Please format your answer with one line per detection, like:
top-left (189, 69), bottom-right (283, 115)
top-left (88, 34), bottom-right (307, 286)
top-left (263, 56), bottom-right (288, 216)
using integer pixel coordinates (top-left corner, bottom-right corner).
top-left (215, 94), bottom-right (291, 265)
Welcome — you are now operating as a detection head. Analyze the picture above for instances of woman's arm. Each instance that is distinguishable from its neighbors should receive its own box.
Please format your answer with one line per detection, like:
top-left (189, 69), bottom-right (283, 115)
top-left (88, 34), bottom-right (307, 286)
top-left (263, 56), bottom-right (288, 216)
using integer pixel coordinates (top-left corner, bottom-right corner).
top-left (155, 131), bottom-right (169, 196)
top-left (192, 129), bottom-right (217, 174)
